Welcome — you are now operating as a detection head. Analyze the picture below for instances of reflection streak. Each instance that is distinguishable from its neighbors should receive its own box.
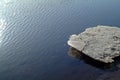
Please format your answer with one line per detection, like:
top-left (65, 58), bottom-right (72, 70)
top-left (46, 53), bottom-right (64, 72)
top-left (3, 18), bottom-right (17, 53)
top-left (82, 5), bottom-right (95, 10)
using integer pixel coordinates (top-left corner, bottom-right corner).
top-left (0, 19), bottom-right (6, 44)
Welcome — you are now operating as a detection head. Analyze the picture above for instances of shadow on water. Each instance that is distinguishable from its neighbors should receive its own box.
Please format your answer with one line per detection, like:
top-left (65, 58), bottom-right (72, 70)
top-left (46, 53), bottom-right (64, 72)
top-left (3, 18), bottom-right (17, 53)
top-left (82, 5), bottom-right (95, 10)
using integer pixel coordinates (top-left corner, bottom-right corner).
top-left (68, 47), bottom-right (120, 71)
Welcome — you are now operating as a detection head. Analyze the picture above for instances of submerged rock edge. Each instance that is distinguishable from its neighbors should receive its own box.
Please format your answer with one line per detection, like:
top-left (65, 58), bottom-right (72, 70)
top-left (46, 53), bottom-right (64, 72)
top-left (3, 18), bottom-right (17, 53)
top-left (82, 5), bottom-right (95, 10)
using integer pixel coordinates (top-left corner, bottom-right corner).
top-left (68, 25), bottom-right (120, 63)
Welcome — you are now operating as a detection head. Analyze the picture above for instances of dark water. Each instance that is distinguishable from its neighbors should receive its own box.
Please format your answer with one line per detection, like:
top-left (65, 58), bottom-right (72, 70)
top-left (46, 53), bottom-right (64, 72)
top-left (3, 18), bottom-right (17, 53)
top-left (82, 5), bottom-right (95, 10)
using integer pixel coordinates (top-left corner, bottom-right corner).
top-left (0, 0), bottom-right (120, 80)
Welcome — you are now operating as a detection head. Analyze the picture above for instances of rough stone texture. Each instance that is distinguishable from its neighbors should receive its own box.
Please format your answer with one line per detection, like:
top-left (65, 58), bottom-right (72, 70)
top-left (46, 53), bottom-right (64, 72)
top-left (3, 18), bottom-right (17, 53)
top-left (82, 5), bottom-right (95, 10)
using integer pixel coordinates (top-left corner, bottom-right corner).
top-left (68, 25), bottom-right (120, 63)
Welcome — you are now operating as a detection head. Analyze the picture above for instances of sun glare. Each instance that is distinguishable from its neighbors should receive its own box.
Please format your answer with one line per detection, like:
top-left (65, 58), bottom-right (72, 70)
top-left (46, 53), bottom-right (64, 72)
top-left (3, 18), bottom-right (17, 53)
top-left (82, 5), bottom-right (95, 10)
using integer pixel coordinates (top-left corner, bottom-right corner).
top-left (0, 19), bottom-right (6, 44)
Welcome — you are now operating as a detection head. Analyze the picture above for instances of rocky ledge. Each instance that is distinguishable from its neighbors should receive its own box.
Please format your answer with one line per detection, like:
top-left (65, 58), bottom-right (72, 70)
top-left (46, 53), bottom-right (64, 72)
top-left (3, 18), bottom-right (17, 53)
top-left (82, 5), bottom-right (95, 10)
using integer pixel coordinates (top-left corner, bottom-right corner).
top-left (68, 25), bottom-right (120, 63)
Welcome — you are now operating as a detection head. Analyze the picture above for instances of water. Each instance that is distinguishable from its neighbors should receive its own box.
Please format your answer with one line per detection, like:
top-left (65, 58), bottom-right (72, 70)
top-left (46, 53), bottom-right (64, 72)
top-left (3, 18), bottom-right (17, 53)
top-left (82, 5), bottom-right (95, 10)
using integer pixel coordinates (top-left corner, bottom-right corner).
top-left (0, 0), bottom-right (120, 80)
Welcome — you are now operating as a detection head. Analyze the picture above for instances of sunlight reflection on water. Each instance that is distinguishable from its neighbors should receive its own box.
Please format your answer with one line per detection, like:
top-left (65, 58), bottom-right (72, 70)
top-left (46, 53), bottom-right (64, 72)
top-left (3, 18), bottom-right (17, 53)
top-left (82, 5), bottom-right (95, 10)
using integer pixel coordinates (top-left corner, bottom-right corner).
top-left (0, 19), bottom-right (6, 45)
top-left (0, 0), bottom-right (120, 80)
top-left (0, 0), bottom-right (7, 46)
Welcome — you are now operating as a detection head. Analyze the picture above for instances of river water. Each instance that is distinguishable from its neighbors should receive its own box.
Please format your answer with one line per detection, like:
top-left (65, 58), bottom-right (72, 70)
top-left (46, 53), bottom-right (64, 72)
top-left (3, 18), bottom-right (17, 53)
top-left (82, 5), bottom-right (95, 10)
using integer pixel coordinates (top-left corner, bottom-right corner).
top-left (0, 0), bottom-right (120, 80)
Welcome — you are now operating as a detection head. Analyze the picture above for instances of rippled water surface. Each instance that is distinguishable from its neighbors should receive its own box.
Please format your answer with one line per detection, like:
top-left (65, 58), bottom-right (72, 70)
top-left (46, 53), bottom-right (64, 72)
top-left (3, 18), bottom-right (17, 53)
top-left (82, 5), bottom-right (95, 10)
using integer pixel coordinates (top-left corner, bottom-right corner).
top-left (0, 0), bottom-right (120, 80)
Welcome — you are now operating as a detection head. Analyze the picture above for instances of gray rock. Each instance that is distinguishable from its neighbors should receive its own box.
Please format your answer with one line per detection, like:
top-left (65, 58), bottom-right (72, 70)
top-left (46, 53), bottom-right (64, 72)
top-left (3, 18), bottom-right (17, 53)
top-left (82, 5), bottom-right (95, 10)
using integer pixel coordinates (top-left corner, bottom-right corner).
top-left (68, 25), bottom-right (120, 63)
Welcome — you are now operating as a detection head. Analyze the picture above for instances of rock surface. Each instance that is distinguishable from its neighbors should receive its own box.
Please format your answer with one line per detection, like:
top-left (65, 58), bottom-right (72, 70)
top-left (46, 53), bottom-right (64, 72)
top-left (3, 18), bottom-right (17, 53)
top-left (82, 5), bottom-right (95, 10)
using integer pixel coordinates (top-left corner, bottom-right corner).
top-left (68, 25), bottom-right (120, 63)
